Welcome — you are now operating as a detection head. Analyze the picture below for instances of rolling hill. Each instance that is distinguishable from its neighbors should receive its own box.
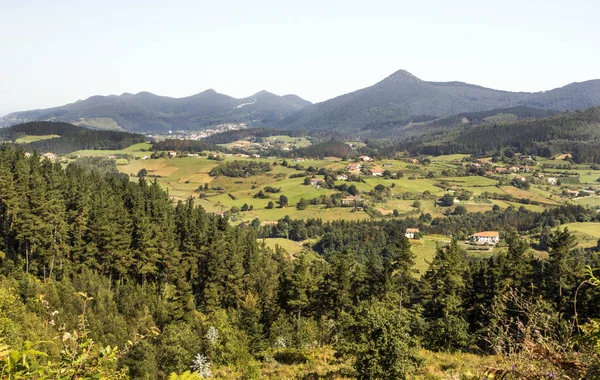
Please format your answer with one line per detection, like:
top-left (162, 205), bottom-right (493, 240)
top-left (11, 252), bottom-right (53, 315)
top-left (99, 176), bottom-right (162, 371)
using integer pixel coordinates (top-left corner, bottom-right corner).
top-left (0, 90), bottom-right (312, 133)
top-left (386, 106), bottom-right (600, 162)
top-left (278, 70), bottom-right (600, 134)
top-left (0, 121), bottom-right (146, 154)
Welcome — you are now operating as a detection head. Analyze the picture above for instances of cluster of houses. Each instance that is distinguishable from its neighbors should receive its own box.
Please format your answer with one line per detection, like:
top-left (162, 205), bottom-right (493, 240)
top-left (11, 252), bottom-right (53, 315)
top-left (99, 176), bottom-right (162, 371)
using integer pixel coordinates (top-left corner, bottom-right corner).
top-left (404, 228), bottom-right (500, 245)
top-left (24, 152), bottom-right (57, 160)
top-left (344, 161), bottom-right (384, 177)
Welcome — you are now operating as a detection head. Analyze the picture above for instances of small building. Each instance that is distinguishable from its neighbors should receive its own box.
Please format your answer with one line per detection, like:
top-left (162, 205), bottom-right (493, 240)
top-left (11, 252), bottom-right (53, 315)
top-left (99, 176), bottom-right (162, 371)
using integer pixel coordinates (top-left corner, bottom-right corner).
top-left (24, 152), bottom-right (31, 157)
top-left (485, 170), bottom-right (494, 176)
top-left (359, 155), bottom-right (373, 162)
top-left (168, 150), bottom-right (177, 157)
top-left (471, 231), bottom-right (500, 245)
top-left (142, 155), bottom-right (151, 160)
top-left (547, 177), bottom-right (557, 185)
top-left (494, 167), bottom-right (507, 173)
top-left (337, 174), bottom-right (348, 181)
top-left (370, 168), bottom-right (384, 177)
top-left (252, 154), bottom-right (261, 158)
top-left (294, 158), bottom-right (305, 162)
top-left (42, 152), bottom-right (57, 159)
top-left (509, 166), bottom-right (519, 172)
top-left (346, 163), bottom-right (362, 171)
top-left (214, 211), bottom-right (225, 218)
top-left (565, 189), bottom-right (580, 197)
top-left (310, 178), bottom-right (325, 187)
top-left (341, 195), bottom-right (360, 206)
top-left (405, 228), bottom-right (420, 239)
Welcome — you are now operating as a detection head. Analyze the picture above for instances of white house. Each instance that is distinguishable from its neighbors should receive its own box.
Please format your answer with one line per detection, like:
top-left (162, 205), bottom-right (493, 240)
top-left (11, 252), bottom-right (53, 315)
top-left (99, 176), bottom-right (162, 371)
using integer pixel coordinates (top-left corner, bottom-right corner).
top-left (346, 163), bottom-right (361, 171)
top-left (359, 155), bottom-right (373, 162)
top-left (405, 228), bottom-right (420, 239)
top-left (310, 178), bottom-right (325, 187)
top-left (337, 174), bottom-right (348, 181)
top-left (548, 177), bottom-right (557, 185)
top-left (42, 152), bottom-right (57, 159)
top-left (370, 168), bottom-right (384, 176)
top-left (471, 231), bottom-right (500, 245)
top-left (168, 150), bottom-right (177, 157)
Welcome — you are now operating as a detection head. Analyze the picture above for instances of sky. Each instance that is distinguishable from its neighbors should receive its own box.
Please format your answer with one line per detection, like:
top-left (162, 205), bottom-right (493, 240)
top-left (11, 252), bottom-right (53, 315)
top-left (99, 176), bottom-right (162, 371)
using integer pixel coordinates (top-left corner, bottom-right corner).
top-left (1, 0), bottom-right (599, 116)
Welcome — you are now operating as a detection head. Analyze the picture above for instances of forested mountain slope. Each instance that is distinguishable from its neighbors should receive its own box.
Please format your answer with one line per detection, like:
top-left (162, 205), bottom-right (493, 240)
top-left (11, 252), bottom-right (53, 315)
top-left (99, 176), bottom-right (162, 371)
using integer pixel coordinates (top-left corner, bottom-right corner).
top-left (1, 121), bottom-right (146, 153)
top-left (388, 106), bottom-right (600, 162)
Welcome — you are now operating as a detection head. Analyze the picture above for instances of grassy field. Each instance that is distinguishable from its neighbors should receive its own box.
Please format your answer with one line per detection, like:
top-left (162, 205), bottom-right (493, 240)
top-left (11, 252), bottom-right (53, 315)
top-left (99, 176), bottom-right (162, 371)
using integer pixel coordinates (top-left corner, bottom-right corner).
top-left (211, 346), bottom-right (507, 379)
top-left (72, 142), bottom-right (152, 158)
top-left (259, 238), bottom-right (304, 256)
top-left (68, 144), bottom-right (598, 227)
top-left (560, 222), bottom-right (600, 248)
top-left (15, 134), bottom-right (60, 143)
top-left (411, 239), bottom-right (441, 275)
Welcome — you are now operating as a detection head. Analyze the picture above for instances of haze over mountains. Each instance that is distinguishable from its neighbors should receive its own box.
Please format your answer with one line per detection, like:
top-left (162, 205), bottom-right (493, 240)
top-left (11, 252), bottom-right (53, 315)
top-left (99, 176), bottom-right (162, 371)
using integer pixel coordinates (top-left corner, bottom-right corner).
top-left (2, 70), bottom-right (600, 134)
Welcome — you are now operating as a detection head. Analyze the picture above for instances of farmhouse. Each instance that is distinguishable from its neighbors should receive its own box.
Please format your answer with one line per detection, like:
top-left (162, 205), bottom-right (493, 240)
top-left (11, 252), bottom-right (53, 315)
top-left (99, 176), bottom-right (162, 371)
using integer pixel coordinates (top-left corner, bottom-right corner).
top-left (494, 167), bottom-right (507, 173)
top-left (471, 231), bottom-right (500, 245)
top-left (42, 152), bottom-right (57, 159)
top-left (346, 163), bottom-right (361, 171)
top-left (370, 168), bottom-right (384, 176)
top-left (341, 195), bottom-right (360, 206)
top-left (547, 177), bottom-right (557, 185)
top-left (405, 228), bottom-right (420, 239)
top-left (359, 155), bottom-right (373, 162)
top-left (565, 189), bottom-right (580, 197)
top-left (310, 178), bottom-right (325, 187)
top-left (168, 150), bottom-right (177, 157)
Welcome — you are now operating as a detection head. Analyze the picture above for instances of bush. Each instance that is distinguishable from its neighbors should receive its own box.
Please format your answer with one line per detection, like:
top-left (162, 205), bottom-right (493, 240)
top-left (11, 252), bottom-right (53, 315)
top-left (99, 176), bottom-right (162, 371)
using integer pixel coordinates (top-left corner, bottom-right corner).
top-left (272, 349), bottom-right (310, 365)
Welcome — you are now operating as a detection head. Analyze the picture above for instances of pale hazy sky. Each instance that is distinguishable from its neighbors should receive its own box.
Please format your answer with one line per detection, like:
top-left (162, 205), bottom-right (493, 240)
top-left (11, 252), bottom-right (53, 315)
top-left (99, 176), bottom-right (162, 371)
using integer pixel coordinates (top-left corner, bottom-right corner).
top-left (1, 0), bottom-right (599, 116)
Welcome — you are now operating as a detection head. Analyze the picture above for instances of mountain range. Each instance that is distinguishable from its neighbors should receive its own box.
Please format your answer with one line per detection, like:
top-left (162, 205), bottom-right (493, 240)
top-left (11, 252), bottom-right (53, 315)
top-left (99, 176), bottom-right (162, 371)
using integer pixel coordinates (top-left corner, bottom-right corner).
top-left (2, 70), bottom-right (600, 134)
top-left (278, 70), bottom-right (600, 133)
top-left (0, 90), bottom-right (311, 133)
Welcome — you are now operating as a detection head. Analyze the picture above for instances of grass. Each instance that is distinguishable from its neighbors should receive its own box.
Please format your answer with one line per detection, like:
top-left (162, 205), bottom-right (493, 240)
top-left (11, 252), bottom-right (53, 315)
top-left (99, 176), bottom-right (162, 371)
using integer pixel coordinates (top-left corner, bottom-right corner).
top-left (560, 222), bottom-right (600, 248)
top-left (72, 142), bottom-right (152, 158)
top-left (259, 238), bottom-right (304, 256)
top-left (499, 186), bottom-right (559, 205)
top-left (15, 134), bottom-right (60, 143)
top-left (411, 239), bottom-right (441, 275)
top-left (211, 346), bottom-right (508, 379)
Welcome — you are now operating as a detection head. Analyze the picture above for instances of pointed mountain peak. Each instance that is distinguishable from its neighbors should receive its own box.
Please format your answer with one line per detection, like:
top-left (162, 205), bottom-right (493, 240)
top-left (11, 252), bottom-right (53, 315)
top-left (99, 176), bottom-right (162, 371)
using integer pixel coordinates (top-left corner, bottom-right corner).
top-left (381, 69), bottom-right (423, 84)
top-left (252, 90), bottom-right (275, 98)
